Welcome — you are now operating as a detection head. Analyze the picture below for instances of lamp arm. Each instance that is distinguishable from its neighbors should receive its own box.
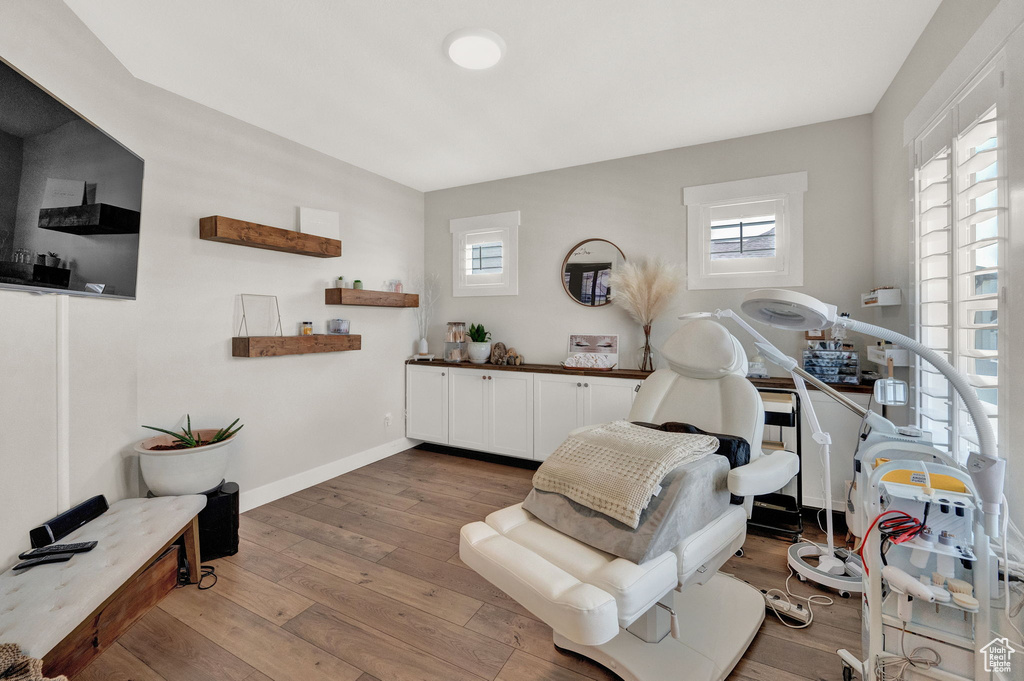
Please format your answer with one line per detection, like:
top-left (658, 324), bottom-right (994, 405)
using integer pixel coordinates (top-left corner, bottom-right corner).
top-left (838, 317), bottom-right (1005, 533)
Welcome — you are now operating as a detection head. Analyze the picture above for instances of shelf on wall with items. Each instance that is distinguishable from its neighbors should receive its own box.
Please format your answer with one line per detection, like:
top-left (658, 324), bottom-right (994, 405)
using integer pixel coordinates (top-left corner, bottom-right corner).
top-left (38, 204), bottom-right (141, 235)
top-left (232, 334), bottom-right (361, 357)
top-left (325, 288), bottom-right (418, 307)
top-left (200, 216), bottom-right (341, 258)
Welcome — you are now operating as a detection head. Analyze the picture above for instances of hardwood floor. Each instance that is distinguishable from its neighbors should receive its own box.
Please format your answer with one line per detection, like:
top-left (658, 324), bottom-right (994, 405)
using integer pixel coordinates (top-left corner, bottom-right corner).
top-left (77, 448), bottom-right (861, 681)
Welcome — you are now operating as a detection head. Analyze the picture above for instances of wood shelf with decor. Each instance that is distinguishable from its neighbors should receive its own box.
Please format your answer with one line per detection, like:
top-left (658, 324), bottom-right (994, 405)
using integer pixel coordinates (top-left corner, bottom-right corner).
top-left (200, 216), bottom-right (341, 258)
top-left (325, 288), bottom-right (418, 307)
top-left (232, 334), bottom-right (361, 357)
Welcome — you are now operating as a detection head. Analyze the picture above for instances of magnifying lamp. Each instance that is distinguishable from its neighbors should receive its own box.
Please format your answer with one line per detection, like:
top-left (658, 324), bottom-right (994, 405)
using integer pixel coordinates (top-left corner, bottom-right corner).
top-left (741, 289), bottom-right (1005, 537)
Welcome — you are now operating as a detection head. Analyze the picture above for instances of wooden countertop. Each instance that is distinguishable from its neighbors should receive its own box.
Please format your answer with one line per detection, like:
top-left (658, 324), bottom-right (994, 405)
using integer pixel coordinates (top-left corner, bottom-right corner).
top-left (405, 359), bottom-right (876, 393)
top-left (405, 359), bottom-right (651, 380)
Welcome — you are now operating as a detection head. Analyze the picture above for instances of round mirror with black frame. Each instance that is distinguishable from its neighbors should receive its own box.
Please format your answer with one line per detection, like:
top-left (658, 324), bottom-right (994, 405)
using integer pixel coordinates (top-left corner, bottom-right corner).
top-left (561, 239), bottom-right (625, 307)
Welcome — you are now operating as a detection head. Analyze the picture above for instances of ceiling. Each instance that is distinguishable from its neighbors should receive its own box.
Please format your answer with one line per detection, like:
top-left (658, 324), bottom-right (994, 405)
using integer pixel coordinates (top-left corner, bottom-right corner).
top-left (62, 0), bottom-right (941, 192)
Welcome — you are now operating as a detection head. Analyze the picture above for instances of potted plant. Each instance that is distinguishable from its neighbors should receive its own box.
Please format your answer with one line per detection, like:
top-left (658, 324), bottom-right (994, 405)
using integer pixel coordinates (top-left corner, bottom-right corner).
top-left (467, 323), bottom-right (492, 364)
top-left (134, 415), bottom-right (243, 496)
top-left (45, 251), bottom-right (60, 268)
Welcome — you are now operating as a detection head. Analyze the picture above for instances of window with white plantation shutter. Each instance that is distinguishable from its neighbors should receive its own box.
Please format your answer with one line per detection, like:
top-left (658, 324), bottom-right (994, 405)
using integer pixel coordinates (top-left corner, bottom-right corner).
top-left (912, 60), bottom-right (1006, 462)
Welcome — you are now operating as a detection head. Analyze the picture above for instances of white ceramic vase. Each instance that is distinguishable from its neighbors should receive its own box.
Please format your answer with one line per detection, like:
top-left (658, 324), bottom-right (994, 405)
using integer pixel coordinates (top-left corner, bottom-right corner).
top-left (468, 341), bottom-right (492, 364)
top-left (135, 428), bottom-right (236, 496)
top-left (417, 337), bottom-right (429, 355)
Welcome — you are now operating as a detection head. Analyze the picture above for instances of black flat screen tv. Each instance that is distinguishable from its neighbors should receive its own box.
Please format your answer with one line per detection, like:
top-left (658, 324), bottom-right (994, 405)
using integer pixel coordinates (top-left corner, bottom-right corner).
top-left (0, 58), bottom-right (143, 299)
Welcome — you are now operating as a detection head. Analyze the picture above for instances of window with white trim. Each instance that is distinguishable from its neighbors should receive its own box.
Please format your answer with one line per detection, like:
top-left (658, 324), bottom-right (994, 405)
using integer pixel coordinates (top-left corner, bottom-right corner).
top-left (450, 210), bottom-right (519, 297)
top-left (683, 172), bottom-right (806, 290)
top-left (912, 59), bottom-right (1006, 461)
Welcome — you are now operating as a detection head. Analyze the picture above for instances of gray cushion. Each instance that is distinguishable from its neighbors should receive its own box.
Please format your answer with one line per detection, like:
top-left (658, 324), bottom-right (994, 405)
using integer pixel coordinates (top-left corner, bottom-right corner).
top-left (522, 454), bottom-right (730, 564)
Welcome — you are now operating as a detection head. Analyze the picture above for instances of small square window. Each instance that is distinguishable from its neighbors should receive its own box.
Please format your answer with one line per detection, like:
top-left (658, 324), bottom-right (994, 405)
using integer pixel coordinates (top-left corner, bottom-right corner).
top-left (450, 211), bottom-right (519, 297)
top-left (684, 172), bottom-right (806, 290)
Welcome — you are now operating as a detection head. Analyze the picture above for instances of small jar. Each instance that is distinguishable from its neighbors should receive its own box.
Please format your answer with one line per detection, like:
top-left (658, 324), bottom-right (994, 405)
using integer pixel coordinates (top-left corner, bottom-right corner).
top-left (300, 321), bottom-right (313, 336)
top-left (353, 280), bottom-right (363, 290)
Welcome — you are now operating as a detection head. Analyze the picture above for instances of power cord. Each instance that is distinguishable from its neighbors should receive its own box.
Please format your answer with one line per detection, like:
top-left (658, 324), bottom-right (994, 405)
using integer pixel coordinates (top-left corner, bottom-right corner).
top-left (762, 568), bottom-right (835, 629)
top-left (873, 626), bottom-right (940, 681)
top-left (177, 556), bottom-right (218, 590)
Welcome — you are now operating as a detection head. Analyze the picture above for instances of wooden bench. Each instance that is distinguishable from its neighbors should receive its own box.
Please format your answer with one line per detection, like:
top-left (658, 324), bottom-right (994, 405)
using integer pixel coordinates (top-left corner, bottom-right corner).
top-left (0, 496), bottom-right (206, 678)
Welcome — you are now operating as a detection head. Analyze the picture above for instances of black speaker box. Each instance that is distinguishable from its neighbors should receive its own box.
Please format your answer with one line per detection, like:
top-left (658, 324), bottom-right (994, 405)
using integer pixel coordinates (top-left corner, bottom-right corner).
top-left (198, 481), bottom-right (239, 562)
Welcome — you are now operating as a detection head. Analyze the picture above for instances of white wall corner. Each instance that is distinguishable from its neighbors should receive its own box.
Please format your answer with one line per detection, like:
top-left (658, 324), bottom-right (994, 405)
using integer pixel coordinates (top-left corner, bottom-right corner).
top-left (238, 437), bottom-right (421, 512)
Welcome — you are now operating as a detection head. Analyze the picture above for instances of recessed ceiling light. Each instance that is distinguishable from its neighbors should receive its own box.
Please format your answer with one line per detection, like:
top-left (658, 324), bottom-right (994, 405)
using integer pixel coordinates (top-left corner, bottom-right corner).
top-left (444, 28), bottom-right (505, 70)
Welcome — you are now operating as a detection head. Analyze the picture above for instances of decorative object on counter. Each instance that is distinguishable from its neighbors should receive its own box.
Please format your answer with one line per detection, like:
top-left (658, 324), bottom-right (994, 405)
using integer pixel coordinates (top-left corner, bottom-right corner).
top-left (45, 251), bottom-right (60, 268)
top-left (353, 279), bottom-right (363, 289)
top-left (135, 415), bottom-right (243, 496)
top-left (415, 273), bottom-right (440, 356)
top-left (299, 321), bottom-right (313, 336)
top-left (607, 257), bottom-right (680, 372)
top-left (467, 323), bottom-right (492, 364)
top-left (566, 333), bottom-right (618, 368)
top-left (506, 347), bottom-right (524, 366)
top-left (336, 276), bottom-right (347, 288)
top-left (490, 342), bottom-right (507, 365)
top-left (562, 352), bottom-right (617, 370)
top-left (445, 321), bottom-right (468, 362)
top-left (746, 349), bottom-right (769, 379)
top-left (328, 319), bottom-right (350, 335)
top-left (381, 279), bottom-right (404, 293)
top-left (561, 238), bottom-right (625, 307)
top-left (237, 294), bottom-right (283, 337)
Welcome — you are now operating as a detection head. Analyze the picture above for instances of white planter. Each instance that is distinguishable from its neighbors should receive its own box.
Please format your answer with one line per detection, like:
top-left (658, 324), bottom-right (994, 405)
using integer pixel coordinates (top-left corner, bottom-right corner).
top-left (468, 341), bottom-right (492, 364)
top-left (135, 428), bottom-right (236, 496)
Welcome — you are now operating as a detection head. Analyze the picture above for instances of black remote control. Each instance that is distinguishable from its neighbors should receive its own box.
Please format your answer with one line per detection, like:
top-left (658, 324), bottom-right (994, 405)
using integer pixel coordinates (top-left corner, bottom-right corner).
top-left (13, 552), bottom-right (75, 571)
top-left (19, 541), bottom-right (97, 560)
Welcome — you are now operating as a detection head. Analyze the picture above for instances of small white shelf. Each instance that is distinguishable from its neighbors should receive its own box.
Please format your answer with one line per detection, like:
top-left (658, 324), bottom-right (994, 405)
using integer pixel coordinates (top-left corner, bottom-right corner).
top-left (861, 288), bottom-right (902, 308)
top-left (867, 346), bottom-right (911, 367)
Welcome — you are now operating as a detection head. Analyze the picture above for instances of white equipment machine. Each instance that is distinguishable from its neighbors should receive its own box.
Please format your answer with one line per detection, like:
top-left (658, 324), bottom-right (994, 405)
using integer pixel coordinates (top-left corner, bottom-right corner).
top-left (460, 319), bottom-right (800, 681)
top-left (737, 289), bottom-right (1008, 680)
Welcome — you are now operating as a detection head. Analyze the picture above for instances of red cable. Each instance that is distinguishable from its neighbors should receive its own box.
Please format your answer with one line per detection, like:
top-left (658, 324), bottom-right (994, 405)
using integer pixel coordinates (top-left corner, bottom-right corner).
top-left (858, 510), bottom-right (912, 576)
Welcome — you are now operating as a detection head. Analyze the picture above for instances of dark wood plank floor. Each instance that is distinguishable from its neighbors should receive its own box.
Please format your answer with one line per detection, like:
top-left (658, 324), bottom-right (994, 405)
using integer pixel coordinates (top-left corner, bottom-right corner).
top-left (76, 448), bottom-right (860, 681)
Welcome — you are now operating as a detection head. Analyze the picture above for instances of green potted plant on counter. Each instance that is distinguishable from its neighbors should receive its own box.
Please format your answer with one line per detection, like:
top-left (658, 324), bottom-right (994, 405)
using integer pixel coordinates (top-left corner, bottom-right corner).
top-left (467, 323), bottom-right (492, 364)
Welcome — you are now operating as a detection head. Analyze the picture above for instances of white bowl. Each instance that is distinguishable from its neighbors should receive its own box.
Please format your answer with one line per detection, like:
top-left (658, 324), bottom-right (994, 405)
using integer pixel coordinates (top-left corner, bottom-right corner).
top-left (135, 428), bottom-right (235, 496)
top-left (468, 341), bottom-right (492, 364)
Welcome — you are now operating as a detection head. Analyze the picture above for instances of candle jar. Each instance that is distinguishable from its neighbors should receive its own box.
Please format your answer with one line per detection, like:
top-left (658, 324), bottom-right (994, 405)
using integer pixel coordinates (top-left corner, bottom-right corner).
top-left (300, 321), bottom-right (313, 336)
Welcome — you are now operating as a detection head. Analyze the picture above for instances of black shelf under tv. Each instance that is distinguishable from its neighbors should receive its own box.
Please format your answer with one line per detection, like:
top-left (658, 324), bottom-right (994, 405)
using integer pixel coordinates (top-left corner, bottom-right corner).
top-left (38, 203), bottom-right (141, 235)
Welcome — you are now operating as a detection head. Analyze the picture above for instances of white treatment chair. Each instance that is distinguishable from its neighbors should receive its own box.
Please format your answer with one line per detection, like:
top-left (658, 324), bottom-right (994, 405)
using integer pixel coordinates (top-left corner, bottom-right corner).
top-left (459, 320), bottom-right (800, 681)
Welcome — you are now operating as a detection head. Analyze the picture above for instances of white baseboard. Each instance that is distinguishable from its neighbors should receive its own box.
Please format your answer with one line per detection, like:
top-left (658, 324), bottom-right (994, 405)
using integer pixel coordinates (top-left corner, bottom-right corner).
top-left (239, 437), bottom-right (421, 512)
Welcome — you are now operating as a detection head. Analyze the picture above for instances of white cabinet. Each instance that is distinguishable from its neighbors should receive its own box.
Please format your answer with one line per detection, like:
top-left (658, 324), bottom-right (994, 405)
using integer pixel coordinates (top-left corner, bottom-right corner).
top-left (449, 368), bottom-right (489, 451)
top-left (448, 368), bottom-right (534, 458)
top-left (407, 364), bottom-right (645, 462)
top-left (533, 374), bottom-right (643, 461)
top-left (406, 365), bottom-right (449, 443)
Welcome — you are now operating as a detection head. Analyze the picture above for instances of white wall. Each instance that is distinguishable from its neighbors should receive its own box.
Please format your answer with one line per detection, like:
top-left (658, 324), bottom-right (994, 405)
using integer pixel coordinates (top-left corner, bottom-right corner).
top-left (0, 1), bottom-right (423, 568)
top-left (424, 115), bottom-right (875, 370)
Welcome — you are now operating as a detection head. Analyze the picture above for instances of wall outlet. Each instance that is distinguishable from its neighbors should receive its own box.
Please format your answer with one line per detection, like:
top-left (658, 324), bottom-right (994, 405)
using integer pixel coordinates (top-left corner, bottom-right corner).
top-left (384, 413), bottom-right (393, 427)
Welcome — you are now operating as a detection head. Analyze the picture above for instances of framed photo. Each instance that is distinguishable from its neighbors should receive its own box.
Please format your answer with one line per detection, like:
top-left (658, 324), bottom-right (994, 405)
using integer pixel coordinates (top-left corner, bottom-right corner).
top-left (567, 334), bottom-right (618, 365)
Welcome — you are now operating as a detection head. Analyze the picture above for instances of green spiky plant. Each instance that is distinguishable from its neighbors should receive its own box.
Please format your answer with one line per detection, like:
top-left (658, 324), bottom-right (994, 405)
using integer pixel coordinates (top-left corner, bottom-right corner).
top-left (142, 415), bottom-right (243, 448)
top-left (467, 323), bottom-right (491, 343)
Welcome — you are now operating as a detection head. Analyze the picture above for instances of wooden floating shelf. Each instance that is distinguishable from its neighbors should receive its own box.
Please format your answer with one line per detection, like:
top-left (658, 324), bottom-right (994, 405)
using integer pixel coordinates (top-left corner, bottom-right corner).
top-left (200, 216), bottom-right (341, 258)
top-left (39, 203), bottom-right (140, 235)
top-left (232, 334), bottom-right (361, 357)
top-left (325, 288), bottom-right (418, 307)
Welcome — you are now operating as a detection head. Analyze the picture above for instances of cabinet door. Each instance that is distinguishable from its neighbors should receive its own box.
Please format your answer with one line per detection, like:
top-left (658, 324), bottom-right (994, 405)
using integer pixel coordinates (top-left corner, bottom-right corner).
top-left (533, 374), bottom-right (582, 461)
top-left (800, 391), bottom-right (871, 511)
top-left (583, 376), bottom-right (642, 427)
top-left (449, 368), bottom-right (489, 451)
top-left (489, 372), bottom-right (534, 459)
top-left (406, 365), bottom-right (449, 443)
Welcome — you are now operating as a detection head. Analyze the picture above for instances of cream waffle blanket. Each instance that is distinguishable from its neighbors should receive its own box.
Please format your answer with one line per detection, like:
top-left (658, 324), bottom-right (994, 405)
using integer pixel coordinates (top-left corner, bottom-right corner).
top-left (532, 420), bottom-right (719, 528)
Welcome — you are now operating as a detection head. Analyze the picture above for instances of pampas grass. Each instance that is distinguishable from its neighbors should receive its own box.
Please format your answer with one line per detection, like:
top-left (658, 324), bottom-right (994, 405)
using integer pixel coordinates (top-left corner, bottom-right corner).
top-left (608, 258), bottom-right (680, 326)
